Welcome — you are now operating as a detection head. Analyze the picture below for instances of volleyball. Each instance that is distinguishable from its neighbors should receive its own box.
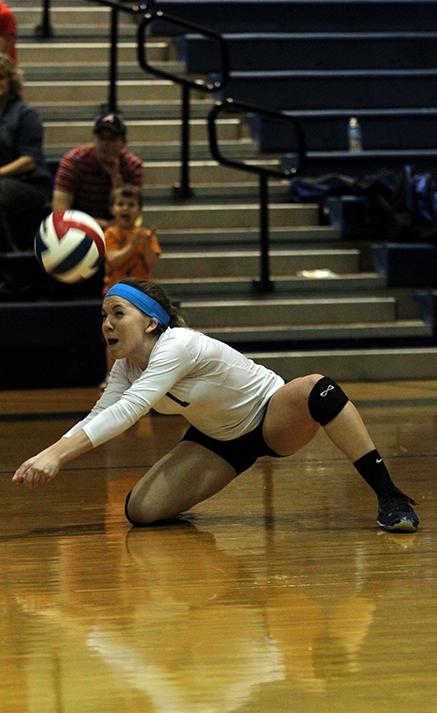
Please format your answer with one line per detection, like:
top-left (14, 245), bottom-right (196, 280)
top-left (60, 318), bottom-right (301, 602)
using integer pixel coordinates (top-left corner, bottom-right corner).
top-left (35, 210), bottom-right (106, 283)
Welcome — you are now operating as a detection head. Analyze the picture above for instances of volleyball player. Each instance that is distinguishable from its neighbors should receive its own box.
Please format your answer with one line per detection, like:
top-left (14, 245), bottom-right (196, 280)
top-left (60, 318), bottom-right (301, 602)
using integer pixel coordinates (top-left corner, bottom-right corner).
top-left (12, 278), bottom-right (419, 533)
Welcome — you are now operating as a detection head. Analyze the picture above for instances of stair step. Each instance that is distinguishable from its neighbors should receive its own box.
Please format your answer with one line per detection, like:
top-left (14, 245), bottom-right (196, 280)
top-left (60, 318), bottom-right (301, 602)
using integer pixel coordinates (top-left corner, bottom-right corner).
top-left (47, 158), bottom-right (286, 190)
top-left (144, 0), bottom-right (437, 34)
top-left (19, 27), bottom-right (137, 40)
top-left (157, 225), bottom-right (340, 247)
top-left (35, 100), bottom-right (212, 121)
top-left (154, 248), bottom-right (359, 278)
top-left (248, 347), bottom-right (437, 381)
top-left (201, 320), bottom-right (432, 344)
top-left (21, 62), bottom-right (184, 81)
top-left (143, 159), bottom-right (281, 184)
top-left (181, 296), bottom-right (397, 327)
top-left (285, 148), bottom-right (437, 177)
top-left (43, 118), bottom-right (243, 145)
top-left (252, 107), bottom-right (437, 152)
top-left (159, 272), bottom-right (384, 296)
top-left (215, 68), bottom-right (437, 111)
top-left (141, 203), bottom-right (318, 229)
top-left (23, 79), bottom-right (205, 103)
top-left (18, 41), bottom-right (171, 64)
top-left (176, 31), bottom-right (437, 72)
top-left (144, 182), bottom-right (291, 200)
top-left (46, 139), bottom-right (260, 161)
top-left (17, 7), bottom-right (136, 26)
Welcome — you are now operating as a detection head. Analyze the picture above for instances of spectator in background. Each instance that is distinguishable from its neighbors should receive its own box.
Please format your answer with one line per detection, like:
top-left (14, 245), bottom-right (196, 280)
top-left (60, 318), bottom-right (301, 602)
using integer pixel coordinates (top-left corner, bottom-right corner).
top-left (101, 182), bottom-right (161, 386)
top-left (52, 113), bottom-right (144, 230)
top-left (0, 53), bottom-right (51, 252)
top-left (0, 3), bottom-right (16, 62)
top-left (104, 183), bottom-right (160, 293)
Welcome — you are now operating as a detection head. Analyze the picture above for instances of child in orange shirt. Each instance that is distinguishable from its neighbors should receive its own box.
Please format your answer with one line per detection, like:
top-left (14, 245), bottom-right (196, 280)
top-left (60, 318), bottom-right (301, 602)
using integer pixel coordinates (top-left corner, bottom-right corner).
top-left (104, 183), bottom-right (160, 293)
top-left (102, 184), bottom-right (161, 385)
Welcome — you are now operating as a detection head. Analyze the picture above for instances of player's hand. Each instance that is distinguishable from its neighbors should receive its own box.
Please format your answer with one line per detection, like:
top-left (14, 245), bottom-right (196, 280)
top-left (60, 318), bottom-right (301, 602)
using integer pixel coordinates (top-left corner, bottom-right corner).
top-left (12, 452), bottom-right (60, 488)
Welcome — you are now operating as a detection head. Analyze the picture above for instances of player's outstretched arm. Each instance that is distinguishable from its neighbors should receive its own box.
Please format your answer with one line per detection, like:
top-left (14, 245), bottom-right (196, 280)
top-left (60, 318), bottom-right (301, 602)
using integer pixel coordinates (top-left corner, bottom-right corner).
top-left (12, 430), bottom-right (93, 489)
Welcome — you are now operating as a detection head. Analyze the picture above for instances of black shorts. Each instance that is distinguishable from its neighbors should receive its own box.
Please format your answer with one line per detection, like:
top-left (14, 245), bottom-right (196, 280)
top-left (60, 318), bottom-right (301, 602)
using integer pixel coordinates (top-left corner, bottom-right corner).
top-left (181, 415), bottom-right (283, 475)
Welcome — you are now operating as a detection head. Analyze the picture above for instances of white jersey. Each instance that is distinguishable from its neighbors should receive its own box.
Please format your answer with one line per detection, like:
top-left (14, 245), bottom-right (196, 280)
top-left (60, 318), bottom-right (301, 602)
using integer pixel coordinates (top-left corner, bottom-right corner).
top-left (65, 328), bottom-right (284, 447)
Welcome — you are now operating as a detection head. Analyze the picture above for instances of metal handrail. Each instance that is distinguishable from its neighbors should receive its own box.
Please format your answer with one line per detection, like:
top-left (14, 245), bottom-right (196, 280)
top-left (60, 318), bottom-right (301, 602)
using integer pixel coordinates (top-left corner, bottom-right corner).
top-left (35, 0), bottom-right (54, 38)
top-left (208, 98), bottom-right (307, 292)
top-left (38, 0), bottom-right (305, 292)
top-left (37, 0), bottom-right (230, 198)
top-left (137, 8), bottom-right (230, 197)
top-left (86, 0), bottom-right (150, 113)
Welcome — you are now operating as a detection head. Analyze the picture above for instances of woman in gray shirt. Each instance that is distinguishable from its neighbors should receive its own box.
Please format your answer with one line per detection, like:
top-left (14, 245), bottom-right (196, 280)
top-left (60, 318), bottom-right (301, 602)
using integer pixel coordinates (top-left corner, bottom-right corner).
top-left (0, 52), bottom-right (51, 250)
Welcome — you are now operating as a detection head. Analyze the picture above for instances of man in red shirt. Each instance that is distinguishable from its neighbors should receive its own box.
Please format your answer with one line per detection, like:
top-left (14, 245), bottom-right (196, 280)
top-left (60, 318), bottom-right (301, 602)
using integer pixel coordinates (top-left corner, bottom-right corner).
top-left (0, 3), bottom-right (16, 61)
top-left (52, 113), bottom-right (144, 229)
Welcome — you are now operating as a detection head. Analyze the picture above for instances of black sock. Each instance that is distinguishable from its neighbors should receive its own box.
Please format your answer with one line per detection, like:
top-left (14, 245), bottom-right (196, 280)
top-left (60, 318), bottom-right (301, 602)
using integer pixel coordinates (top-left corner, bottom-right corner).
top-left (353, 449), bottom-right (405, 500)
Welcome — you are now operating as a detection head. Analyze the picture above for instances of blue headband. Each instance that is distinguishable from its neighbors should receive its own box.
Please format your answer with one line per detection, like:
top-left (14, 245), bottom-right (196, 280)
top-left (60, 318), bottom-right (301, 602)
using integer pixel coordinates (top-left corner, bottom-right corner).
top-left (105, 283), bottom-right (171, 327)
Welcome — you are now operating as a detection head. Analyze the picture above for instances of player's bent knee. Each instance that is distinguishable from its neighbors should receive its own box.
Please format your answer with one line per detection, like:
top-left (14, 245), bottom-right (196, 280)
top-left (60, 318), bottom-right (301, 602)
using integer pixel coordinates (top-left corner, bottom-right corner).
top-left (124, 490), bottom-right (156, 526)
top-left (124, 490), bottom-right (180, 526)
top-left (308, 375), bottom-right (349, 426)
top-left (125, 491), bottom-right (142, 525)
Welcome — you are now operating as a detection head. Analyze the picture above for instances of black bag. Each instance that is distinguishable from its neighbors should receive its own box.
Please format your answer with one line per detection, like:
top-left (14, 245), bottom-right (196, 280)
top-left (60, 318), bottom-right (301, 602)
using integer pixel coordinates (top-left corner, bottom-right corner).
top-left (289, 174), bottom-right (356, 202)
top-left (387, 165), bottom-right (437, 241)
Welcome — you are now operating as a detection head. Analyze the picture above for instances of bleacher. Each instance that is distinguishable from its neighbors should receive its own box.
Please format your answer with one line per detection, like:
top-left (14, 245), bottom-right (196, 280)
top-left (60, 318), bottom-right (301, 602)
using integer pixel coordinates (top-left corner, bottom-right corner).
top-left (147, 0), bottom-right (437, 34)
top-left (159, 0), bottom-right (437, 341)
top-left (4, 0), bottom-right (437, 388)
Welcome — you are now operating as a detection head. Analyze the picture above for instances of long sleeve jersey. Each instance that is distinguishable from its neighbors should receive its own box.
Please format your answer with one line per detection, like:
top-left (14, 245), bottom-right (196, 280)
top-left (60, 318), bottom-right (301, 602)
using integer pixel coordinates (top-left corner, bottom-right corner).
top-left (65, 328), bottom-right (284, 447)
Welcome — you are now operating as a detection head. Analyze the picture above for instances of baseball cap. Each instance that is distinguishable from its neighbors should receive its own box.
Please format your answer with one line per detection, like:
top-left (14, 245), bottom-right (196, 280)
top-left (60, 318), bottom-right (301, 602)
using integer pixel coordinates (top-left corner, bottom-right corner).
top-left (94, 113), bottom-right (126, 138)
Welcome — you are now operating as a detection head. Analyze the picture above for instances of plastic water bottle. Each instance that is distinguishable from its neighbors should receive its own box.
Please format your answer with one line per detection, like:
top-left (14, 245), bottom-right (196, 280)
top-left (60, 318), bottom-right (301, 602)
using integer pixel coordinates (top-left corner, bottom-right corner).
top-left (347, 117), bottom-right (363, 152)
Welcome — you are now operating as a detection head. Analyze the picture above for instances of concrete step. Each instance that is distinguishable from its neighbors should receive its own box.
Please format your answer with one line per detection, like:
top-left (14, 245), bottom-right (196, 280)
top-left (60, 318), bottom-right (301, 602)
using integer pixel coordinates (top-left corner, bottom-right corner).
top-left (35, 100), bottom-right (212, 121)
top-left (43, 118), bottom-right (243, 145)
top-left (18, 41), bottom-right (171, 64)
top-left (144, 181), bottom-right (292, 200)
top-left (285, 148), bottom-right (437, 178)
top-left (23, 79), bottom-right (205, 104)
top-left (176, 30), bottom-right (437, 72)
top-left (137, 0), bottom-right (437, 34)
top-left (19, 26), bottom-right (137, 40)
top-left (153, 248), bottom-right (360, 279)
top-left (248, 347), bottom-right (437, 381)
top-left (22, 62), bottom-right (185, 81)
top-left (143, 159), bottom-right (281, 185)
top-left (46, 138), bottom-right (260, 161)
top-left (17, 7), bottom-right (136, 26)
top-left (181, 296), bottom-right (397, 327)
top-left (216, 68), bottom-right (437, 112)
top-left (202, 320), bottom-right (432, 344)
top-left (46, 156), bottom-right (286, 189)
top-left (255, 107), bottom-right (437, 153)
top-left (17, 0), bottom-right (96, 3)
top-left (156, 225), bottom-right (341, 248)
top-left (141, 202), bottom-right (319, 229)
top-left (17, 7), bottom-right (138, 39)
top-left (159, 272), bottom-right (384, 296)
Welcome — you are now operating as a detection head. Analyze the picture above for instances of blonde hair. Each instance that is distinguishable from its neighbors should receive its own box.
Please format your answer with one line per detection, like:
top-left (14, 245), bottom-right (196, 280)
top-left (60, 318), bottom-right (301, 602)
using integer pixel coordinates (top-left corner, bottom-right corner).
top-left (0, 52), bottom-right (23, 99)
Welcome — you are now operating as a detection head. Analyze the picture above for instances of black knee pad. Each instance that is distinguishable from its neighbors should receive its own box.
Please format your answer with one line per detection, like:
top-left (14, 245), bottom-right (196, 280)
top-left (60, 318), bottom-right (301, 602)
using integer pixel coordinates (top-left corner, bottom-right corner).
top-left (308, 376), bottom-right (349, 426)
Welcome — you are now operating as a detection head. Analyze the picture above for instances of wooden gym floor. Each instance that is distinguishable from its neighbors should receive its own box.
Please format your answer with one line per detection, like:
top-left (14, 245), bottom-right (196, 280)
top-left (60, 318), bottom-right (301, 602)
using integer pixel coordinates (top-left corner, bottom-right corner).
top-left (1, 380), bottom-right (437, 713)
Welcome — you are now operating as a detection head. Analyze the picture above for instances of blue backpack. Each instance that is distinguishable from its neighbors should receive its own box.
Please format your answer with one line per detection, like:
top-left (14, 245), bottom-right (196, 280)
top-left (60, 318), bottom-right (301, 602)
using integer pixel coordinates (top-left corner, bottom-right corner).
top-left (390, 165), bottom-right (437, 241)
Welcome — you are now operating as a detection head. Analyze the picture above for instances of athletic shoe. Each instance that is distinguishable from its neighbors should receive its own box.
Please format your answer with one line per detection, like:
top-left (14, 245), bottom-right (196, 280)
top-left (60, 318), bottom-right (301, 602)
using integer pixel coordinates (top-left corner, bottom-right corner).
top-left (377, 493), bottom-right (419, 532)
